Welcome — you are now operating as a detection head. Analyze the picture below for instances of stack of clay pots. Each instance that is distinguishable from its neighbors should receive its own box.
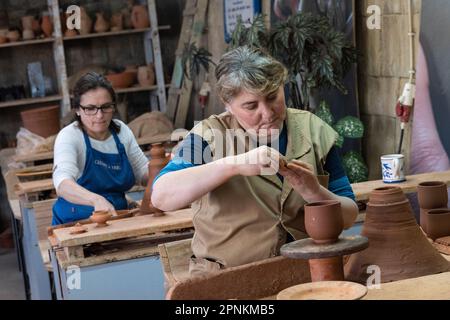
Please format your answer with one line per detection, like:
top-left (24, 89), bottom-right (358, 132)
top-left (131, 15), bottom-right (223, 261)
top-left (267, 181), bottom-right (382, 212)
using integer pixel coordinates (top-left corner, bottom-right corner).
top-left (417, 181), bottom-right (450, 241)
top-left (344, 186), bottom-right (450, 284)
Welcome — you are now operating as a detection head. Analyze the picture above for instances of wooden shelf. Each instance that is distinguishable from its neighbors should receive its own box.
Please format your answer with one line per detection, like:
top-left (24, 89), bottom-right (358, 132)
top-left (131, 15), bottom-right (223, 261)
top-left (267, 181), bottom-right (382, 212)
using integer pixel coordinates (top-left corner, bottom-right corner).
top-left (0, 37), bottom-right (54, 49)
top-left (116, 84), bottom-right (170, 94)
top-left (0, 95), bottom-right (62, 109)
top-left (63, 25), bottom-right (170, 41)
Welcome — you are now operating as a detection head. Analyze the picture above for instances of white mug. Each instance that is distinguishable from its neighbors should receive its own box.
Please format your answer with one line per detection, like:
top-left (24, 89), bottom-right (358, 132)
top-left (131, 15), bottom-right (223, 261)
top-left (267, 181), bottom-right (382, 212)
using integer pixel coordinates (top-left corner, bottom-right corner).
top-left (381, 154), bottom-right (406, 183)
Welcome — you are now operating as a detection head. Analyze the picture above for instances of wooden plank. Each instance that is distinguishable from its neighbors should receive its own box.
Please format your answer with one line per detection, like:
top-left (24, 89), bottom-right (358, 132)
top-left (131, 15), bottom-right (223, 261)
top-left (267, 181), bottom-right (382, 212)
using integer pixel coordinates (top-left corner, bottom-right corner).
top-left (0, 95), bottom-right (62, 109)
top-left (166, 0), bottom-right (197, 121)
top-left (363, 271), bottom-right (450, 300)
top-left (351, 170), bottom-right (450, 201)
top-left (64, 246), bottom-right (84, 260)
top-left (15, 178), bottom-right (54, 195)
top-left (13, 151), bottom-right (54, 164)
top-left (53, 208), bottom-right (193, 247)
top-left (0, 37), bottom-right (54, 49)
top-left (174, 0), bottom-right (209, 129)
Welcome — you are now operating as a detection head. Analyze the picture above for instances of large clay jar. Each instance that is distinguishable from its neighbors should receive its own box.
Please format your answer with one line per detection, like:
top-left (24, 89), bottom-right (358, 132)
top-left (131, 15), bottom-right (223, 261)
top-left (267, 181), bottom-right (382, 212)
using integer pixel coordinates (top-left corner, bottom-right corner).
top-left (79, 7), bottom-right (92, 35)
top-left (304, 200), bottom-right (343, 244)
top-left (140, 143), bottom-right (170, 216)
top-left (131, 5), bottom-right (150, 29)
top-left (41, 13), bottom-right (53, 38)
top-left (20, 105), bottom-right (60, 138)
top-left (94, 12), bottom-right (109, 33)
top-left (137, 64), bottom-right (155, 86)
top-left (344, 186), bottom-right (450, 284)
top-left (425, 208), bottom-right (450, 240)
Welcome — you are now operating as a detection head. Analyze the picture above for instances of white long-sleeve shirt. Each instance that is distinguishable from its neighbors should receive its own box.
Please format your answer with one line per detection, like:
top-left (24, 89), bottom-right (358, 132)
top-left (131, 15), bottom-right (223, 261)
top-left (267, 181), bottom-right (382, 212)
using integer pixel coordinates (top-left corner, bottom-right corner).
top-left (52, 120), bottom-right (148, 190)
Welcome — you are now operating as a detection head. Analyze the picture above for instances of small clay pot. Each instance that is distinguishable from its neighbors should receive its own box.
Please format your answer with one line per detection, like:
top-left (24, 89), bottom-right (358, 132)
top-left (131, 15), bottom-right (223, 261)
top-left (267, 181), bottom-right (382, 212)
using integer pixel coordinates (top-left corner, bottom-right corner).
top-left (0, 35), bottom-right (7, 44)
top-left (90, 210), bottom-right (112, 228)
top-left (22, 29), bottom-right (35, 40)
top-left (305, 200), bottom-right (344, 244)
top-left (21, 15), bottom-right (35, 31)
top-left (425, 208), bottom-right (450, 240)
top-left (131, 5), bottom-right (150, 29)
top-left (110, 12), bottom-right (123, 31)
top-left (94, 12), bottom-right (109, 33)
top-left (41, 13), bottom-right (53, 38)
top-left (65, 29), bottom-right (78, 37)
top-left (6, 30), bottom-right (20, 42)
top-left (417, 181), bottom-right (448, 209)
top-left (137, 64), bottom-right (155, 86)
top-left (79, 7), bottom-right (92, 35)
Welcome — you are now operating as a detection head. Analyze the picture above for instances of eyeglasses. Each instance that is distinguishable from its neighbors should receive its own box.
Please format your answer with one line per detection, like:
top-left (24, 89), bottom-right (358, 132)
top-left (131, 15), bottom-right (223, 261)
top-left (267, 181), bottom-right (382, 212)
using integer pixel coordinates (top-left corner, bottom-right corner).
top-left (79, 102), bottom-right (116, 115)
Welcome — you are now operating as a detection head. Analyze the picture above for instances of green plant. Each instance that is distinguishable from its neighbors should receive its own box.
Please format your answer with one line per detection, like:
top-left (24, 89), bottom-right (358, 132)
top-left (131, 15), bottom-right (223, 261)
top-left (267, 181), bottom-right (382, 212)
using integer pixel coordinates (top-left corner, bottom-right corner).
top-left (229, 13), bottom-right (358, 109)
top-left (181, 42), bottom-right (215, 81)
top-left (316, 101), bottom-right (368, 183)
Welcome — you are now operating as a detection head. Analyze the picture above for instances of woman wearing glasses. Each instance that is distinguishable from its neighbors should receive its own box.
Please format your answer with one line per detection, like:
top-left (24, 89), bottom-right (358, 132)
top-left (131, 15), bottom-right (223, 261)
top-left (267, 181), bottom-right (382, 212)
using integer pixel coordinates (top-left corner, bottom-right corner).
top-left (51, 72), bottom-right (149, 225)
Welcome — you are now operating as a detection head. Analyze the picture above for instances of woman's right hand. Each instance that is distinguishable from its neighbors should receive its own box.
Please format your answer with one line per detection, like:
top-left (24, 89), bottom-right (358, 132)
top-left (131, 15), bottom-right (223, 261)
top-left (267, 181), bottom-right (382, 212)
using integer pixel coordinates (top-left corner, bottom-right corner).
top-left (92, 195), bottom-right (116, 213)
top-left (219, 146), bottom-right (282, 177)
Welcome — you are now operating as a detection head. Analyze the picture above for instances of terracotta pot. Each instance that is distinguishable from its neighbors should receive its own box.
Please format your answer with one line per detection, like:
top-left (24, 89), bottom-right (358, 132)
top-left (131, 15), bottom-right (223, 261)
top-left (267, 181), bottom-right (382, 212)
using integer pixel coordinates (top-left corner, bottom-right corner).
top-left (304, 200), bottom-right (343, 244)
top-left (137, 64), bottom-right (155, 86)
top-left (0, 35), bottom-right (7, 44)
top-left (131, 5), bottom-right (150, 29)
top-left (79, 7), bottom-right (92, 35)
top-left (65, 29), bottom-right (78, 37)
top-left (110, 13), bottom-right (123, 31)
top-left (22, 29), bottom-right (35, 40)
top-left (417, 181), bottom-right (448, 209)
top-left (140, 143), bottom-right (170, 215)
top-left (425, 208), bottom-right (450, 240)
top-left (105, 71), bottom-right (136, 89)
top-left (367, 186), bottom-right (405, 205)
top-left (94, 12), bottom-right (109, 33)
top-left (41, 13), bottom-right (53, 38)
top-left (90, 210), bottom-right (112, 228)
top-left (6, 30), bottom-right (20, 42)
top-left (21, 15), bottom-right (35, 31)
top-left (344, 186), bottom-right (450, 284)
top-left (20, 105), bottom-right (60, 138)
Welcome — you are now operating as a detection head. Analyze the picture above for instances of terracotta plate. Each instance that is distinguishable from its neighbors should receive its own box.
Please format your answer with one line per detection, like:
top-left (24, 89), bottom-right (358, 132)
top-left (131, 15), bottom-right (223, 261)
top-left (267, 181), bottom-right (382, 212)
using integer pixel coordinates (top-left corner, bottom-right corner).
top-left (277, 281), bottom-right (368, 300)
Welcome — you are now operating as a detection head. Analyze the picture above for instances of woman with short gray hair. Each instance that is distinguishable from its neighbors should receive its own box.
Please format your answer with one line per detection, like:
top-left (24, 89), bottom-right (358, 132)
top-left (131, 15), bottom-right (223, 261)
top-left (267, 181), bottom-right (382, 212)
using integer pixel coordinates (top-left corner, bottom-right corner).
top-left (152, 46), bottom-right (358, 277)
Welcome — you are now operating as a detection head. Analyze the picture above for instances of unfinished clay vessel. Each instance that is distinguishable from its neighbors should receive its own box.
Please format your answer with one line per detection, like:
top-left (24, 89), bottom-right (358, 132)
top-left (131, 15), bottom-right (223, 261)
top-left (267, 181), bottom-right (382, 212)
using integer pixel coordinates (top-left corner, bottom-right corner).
top-left (417, 181), bottom-right (448, 209)
top-left (131, 5), bottom-right (150, 29)
top-left (305, 200), bottom-right (343, 244)
top-left (79, 7), bottom-right (92, 35)
top-left (344, 186), bottom-right (450, 284)
top-left (425, 208), bottom-right (450, 240)
top-left (140, 143), bottom-right (170, 216)
top-left (90, 210), bottom-right (112, 228)
top-left (94, 12), bottom-right (109, 33)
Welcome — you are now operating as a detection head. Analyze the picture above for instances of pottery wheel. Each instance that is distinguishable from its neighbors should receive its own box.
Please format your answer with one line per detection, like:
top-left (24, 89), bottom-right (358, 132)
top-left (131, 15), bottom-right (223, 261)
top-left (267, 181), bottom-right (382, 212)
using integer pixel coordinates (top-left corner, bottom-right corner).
top-left (281, 235), bottom-right (369, 260)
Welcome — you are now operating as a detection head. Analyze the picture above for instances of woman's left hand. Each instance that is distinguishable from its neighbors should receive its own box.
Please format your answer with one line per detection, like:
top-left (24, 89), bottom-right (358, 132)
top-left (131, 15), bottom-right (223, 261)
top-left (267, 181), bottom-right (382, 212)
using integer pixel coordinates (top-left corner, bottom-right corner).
top-left (279, 160), bottom-right (321, 200)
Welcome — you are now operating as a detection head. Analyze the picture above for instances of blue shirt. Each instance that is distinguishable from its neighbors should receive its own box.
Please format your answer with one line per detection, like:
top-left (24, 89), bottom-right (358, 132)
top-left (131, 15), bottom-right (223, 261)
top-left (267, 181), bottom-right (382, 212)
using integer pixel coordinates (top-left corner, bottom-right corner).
top-left (154, 124), bottom-right (355, 200)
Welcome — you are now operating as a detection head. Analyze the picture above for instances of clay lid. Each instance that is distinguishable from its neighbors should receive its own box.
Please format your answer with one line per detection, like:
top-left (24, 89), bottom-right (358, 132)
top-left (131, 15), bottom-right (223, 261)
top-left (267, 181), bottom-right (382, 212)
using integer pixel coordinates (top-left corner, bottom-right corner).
top-left (368, 186), bottom-right (406, 205)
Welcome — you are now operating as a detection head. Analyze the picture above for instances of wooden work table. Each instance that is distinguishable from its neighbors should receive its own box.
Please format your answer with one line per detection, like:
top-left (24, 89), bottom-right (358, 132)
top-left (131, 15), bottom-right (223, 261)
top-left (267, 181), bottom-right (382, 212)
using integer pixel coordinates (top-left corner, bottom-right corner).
top-left (351, 170), bottom-right (450, 201)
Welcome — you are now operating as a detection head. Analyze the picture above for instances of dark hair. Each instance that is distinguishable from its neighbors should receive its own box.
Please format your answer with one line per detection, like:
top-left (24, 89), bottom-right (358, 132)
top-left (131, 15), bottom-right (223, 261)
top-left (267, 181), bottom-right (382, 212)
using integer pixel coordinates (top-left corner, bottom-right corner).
top-left (72, 71), bottom-right (120, 133)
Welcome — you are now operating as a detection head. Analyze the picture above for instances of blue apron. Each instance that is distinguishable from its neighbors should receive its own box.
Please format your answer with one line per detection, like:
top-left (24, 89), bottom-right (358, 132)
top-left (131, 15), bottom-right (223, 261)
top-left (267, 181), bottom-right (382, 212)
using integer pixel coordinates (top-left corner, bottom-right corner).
top-left (52, 129), bottom-right (135, 225)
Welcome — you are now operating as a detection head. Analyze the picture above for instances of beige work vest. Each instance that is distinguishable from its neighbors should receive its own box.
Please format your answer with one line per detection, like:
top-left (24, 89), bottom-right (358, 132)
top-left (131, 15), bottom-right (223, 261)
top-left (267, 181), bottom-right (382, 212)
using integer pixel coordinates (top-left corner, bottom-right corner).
top-left (188, 108), bottom-right (338, 276)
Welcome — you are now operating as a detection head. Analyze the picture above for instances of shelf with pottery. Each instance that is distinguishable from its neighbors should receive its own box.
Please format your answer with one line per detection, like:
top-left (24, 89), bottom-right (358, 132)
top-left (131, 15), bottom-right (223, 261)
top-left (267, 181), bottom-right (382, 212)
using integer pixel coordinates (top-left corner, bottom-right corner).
top-left (351, 170), bottom-right (450, 202)
top-left (115, 83), bottom-right (170, 94)
top-left (0, 94), bottom-right (62, 109)
top-left (0, 37), bottom-right (54, 49)
top-left (62, 25), bottom-right (170, 41)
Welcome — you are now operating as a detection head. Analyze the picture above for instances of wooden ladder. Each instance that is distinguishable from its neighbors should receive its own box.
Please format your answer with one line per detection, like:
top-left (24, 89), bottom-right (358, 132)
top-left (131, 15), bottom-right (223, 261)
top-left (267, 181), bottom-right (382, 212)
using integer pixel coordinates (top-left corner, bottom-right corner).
top-left (166, 0), bottom-right (209, 128)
